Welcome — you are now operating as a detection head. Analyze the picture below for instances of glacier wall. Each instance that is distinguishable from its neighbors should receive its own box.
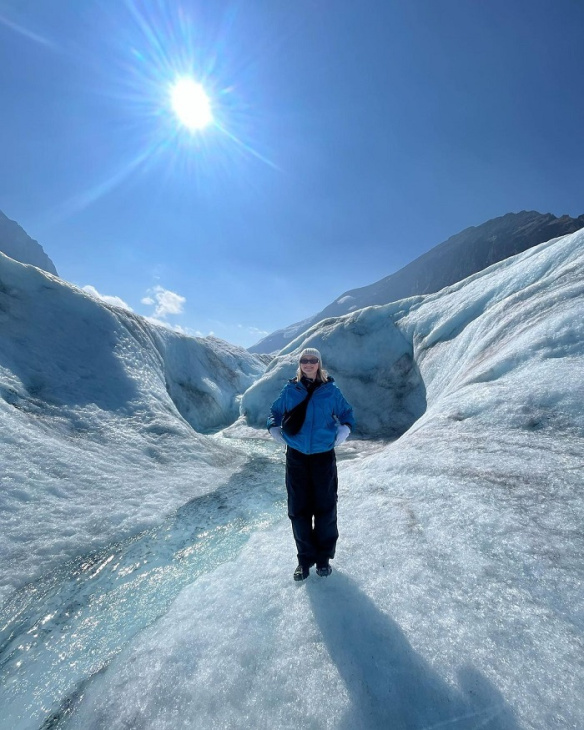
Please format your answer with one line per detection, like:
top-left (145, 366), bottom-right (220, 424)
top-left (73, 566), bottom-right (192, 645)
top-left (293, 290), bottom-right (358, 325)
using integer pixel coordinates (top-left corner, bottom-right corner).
top-left (0, 252), bottom-right (265, 601)
top-left (241, 309), bottom-right (427, 438)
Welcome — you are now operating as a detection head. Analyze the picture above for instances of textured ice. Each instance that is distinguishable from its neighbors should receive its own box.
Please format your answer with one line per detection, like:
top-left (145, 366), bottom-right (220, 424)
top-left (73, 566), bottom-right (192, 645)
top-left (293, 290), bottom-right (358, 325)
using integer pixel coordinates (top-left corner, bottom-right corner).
top-left (1, 229), bottom-right (583, 729)
top-left (0, 252), bottom-right (265, 602)
top-left (65, 229), bottom-right (584, 730)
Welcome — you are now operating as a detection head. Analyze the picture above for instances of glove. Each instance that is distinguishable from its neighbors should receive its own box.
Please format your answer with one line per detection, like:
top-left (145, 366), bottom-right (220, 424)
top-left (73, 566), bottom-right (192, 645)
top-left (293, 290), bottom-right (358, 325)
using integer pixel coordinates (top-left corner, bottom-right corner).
top-left (269, 426), bottom-right (286, 445)
top-left (334, 424), bottom-right (351, 447)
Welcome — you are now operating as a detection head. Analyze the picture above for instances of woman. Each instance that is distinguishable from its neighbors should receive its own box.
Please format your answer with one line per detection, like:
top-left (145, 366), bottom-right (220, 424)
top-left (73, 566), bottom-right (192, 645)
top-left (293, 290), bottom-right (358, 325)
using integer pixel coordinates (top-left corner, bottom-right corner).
top-left (268, 348), bottom-right (355, 581)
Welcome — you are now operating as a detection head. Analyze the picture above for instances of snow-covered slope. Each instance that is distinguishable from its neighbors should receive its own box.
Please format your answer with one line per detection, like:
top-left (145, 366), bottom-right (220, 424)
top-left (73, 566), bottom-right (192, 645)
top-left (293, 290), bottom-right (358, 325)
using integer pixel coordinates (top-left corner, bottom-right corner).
top-left (0, 210), bottom-right (58, 275)
top-left (250, 210), bottom-right (584, 354)
top-left (0, 252), bottom-right (265, 602)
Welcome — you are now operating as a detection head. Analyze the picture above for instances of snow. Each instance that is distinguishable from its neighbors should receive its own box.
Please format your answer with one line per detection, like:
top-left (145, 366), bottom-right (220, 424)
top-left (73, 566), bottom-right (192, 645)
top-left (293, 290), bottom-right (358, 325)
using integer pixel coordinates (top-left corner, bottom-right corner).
top-left (0, 252), bottom-right (265, 602)
top-left (1, 229), bottom-right (583, 729)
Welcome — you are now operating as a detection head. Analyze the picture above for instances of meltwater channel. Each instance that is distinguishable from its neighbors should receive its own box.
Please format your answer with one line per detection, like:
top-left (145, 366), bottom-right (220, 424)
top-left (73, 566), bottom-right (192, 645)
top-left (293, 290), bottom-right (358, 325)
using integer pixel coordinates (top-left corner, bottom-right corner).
top-left (0, 439), bottom-right (287, 730)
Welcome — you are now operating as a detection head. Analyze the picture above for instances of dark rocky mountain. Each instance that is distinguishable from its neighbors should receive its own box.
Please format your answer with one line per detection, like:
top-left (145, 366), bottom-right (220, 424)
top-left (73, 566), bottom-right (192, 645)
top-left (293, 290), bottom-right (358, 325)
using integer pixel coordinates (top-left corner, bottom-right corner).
top-left (0, 210), bottom-right (58, 276)
top-left (249, 210), bottom-right (584, 354)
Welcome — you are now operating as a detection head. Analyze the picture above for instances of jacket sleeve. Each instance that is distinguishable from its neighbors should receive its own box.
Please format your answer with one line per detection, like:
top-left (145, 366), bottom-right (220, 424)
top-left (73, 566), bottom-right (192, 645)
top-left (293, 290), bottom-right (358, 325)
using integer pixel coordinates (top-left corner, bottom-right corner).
top-left (334, 387), bottom-right (356, 431)
top-left (266, 386), bottom-right (287, 430)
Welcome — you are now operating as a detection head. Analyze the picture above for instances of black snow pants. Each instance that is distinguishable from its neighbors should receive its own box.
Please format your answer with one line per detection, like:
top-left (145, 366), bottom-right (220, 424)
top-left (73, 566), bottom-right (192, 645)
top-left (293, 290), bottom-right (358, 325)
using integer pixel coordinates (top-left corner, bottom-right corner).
top-left (285, 446), bottom-right (338, 567)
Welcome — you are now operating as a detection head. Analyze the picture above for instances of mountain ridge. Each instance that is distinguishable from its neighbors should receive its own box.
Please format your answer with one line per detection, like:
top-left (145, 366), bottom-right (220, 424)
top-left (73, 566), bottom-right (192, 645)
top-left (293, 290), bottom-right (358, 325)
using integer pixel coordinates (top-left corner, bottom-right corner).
top-left (0, 210), bottom-right (58, 276)
top-left (249, 210), bottom-right (584, 354)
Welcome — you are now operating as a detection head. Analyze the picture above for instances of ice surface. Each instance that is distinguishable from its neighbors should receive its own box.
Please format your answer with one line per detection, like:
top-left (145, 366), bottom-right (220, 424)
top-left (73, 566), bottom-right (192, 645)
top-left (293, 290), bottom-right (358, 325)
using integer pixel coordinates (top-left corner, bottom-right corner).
top-left (1, 229), bottom-right (583, 729)
top-left (63, 431), bottom-right (583, 729)
top-left (0, 439), bottom-right (286, 730)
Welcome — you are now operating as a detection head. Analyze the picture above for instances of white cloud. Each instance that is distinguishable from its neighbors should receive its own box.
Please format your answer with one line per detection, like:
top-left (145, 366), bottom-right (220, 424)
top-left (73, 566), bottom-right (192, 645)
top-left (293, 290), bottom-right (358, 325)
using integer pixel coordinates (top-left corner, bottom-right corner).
top-left (142, 286), bottom-right (186, 318)
top-left (82, 285), bottom-right (133, 311)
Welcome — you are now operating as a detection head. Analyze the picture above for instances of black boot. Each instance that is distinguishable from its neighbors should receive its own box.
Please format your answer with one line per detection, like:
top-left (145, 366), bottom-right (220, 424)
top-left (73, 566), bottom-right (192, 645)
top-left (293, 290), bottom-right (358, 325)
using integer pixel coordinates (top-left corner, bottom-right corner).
top-left (293, 564), bottom-right (310, 581)
top-left (316, 560), bottom-right (332, 577)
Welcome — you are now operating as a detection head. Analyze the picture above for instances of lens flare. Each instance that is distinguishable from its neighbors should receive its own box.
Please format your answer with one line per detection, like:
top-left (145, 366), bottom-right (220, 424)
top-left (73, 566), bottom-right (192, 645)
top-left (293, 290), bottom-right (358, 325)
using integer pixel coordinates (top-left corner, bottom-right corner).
top-left (170, 78), bottom-right (213, 130)
top-left (48, 1), bottom-right (280, 223)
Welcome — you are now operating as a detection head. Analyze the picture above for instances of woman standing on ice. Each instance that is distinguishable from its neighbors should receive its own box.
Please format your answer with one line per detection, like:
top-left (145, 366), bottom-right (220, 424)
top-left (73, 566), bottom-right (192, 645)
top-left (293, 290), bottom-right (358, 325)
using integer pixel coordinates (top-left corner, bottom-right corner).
top-left (268, 348), bottom-right (355, 582)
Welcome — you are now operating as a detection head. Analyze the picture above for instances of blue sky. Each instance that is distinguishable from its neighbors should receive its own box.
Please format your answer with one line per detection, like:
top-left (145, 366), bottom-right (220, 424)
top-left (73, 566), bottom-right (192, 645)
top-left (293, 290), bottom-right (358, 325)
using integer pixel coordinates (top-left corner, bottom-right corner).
top-left (1, 0), bottom-right (583, 347)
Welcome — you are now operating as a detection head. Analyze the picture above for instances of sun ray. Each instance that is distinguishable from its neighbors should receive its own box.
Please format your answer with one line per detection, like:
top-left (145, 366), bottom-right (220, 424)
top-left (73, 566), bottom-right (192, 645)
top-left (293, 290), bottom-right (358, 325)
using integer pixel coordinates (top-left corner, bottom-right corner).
top-left (214, 121), bottom-right (280, 171)
top-left (0, 12), bottom-right (57, 50)
top-left (51, 146), bottom-right (156, 223)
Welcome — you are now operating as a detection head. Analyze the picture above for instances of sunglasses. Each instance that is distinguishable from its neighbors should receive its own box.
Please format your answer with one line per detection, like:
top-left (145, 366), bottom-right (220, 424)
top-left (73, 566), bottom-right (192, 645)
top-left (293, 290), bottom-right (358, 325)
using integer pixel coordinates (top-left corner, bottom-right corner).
top-left (300, 358), bottom-right (319, 365)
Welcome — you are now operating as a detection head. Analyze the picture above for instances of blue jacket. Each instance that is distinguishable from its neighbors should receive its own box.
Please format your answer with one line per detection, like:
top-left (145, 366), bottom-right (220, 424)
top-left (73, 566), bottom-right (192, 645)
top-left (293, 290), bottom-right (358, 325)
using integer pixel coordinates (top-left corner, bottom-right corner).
top-left (267, 377), bottom-right (355, 454)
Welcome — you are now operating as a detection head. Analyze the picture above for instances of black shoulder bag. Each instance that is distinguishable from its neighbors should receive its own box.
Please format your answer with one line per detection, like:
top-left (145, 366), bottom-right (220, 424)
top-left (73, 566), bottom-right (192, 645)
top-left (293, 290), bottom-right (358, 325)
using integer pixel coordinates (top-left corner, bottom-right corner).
top-left (281, 384), bottom-right (317, 436)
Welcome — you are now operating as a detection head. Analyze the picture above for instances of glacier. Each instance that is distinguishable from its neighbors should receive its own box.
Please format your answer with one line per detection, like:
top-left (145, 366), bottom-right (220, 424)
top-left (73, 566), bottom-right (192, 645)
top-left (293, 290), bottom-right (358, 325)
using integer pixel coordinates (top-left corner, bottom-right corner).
top-left (0, 252), bottom-right (265, 603)
top-left (1, 227), bottom-right (583, 729)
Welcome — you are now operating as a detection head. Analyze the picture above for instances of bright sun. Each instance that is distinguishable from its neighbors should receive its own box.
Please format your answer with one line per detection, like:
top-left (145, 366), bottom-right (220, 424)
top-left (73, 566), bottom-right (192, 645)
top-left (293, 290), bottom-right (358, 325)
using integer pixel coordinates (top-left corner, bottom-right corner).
top-left (170, 78), bottom-right (213, 131)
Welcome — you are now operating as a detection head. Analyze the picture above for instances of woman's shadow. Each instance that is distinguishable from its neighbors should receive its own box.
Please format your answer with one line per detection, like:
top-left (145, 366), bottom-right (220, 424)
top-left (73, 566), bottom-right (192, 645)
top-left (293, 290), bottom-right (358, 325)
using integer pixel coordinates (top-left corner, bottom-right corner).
top-left (307, 572), bottom-right (519, 730)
